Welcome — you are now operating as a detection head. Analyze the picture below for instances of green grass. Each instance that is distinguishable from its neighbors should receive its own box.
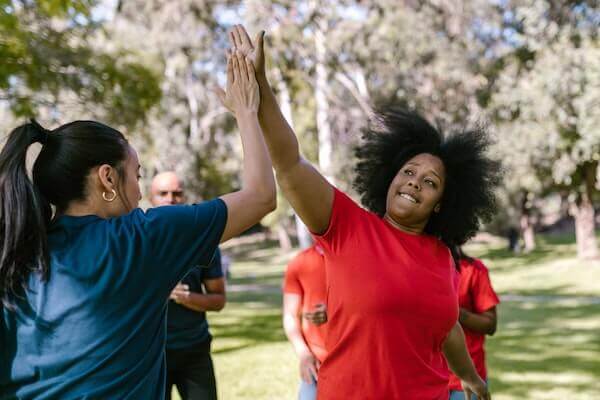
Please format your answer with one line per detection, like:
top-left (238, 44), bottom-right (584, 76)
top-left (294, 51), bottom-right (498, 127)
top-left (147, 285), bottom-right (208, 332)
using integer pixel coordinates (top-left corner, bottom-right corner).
top-left (173, 233), bottom-right (600, 399)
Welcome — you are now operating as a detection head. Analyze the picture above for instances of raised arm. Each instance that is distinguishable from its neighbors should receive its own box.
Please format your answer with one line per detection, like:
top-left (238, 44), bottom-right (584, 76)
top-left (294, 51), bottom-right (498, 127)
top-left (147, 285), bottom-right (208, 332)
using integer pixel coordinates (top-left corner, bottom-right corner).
top-left (216, 52), bottom-right (276, 242)
top-left (229, 25), bottom-right (334, 235)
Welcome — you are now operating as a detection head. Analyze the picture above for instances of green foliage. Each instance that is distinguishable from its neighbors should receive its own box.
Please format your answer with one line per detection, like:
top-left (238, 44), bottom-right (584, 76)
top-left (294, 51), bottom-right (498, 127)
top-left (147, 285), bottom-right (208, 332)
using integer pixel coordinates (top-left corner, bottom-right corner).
top-left (0, 0), bottom-right (161, 127)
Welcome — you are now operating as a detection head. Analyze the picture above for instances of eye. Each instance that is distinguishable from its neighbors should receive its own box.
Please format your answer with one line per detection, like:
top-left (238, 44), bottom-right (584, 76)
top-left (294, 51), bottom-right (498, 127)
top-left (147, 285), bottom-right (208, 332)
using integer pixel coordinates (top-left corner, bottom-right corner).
top-left (404, 169), bottom-right (414, 176)
top-left (425, 179), bottom-right (436, 188)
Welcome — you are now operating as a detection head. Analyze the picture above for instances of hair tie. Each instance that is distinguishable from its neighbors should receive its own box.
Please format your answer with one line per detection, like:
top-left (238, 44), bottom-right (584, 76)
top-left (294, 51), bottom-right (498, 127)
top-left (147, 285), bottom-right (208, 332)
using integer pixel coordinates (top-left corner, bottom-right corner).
top-left (29, 119), bottom-right (49, 145)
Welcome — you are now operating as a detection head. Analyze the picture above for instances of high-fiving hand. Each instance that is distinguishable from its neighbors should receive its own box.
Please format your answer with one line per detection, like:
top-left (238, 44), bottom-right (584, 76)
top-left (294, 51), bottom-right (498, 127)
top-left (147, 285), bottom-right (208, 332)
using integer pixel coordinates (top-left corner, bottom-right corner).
top-left (215, 51), bottom-right (259, 115)
top-left (228, 25), bottom-right (265, 78)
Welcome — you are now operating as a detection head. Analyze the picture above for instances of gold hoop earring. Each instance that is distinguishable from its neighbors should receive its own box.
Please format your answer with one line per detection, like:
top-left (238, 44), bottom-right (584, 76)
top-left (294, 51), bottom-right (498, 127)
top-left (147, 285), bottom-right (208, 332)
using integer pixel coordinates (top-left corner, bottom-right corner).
top-left (102, 189), bottom-right (117, 202)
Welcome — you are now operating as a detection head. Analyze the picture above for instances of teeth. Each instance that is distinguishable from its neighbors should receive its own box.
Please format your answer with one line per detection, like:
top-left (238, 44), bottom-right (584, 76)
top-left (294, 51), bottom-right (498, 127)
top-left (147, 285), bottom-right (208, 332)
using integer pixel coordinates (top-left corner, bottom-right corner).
top-left (400, 193), bottom-right (417, 203)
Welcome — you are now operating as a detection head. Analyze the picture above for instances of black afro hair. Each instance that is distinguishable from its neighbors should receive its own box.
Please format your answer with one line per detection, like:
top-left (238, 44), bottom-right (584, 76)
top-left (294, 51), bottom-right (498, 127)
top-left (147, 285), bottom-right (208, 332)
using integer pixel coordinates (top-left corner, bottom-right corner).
top-left (353, 107), bottom-right (502, 249)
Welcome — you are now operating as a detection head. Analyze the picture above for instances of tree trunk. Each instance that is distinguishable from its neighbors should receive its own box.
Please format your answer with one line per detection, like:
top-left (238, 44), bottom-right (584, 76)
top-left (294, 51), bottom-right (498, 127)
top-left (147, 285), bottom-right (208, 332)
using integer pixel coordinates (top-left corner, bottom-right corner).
top-left (314, 13), bottom-right (335, 185)
top-left (519, 193), bottom-right (536, 252)
top-left (520, 213), bottom-right (536, 252)
top-left (295, 214), bottom-right (313, 250)
top-left (571, 163), bottom-right (599, 259)
top-left (275, 66), bottom-right (312, 250)
top-left (276, 223), bottom-right (293, 253)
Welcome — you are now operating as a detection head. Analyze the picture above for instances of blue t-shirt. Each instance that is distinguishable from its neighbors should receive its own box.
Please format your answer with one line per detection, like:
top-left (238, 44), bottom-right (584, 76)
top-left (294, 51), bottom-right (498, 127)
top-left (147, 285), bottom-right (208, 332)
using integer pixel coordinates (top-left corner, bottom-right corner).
top-left (166, 249), bottom-right (223, 350)
top-left (0, 200), bottom-right (227, 400)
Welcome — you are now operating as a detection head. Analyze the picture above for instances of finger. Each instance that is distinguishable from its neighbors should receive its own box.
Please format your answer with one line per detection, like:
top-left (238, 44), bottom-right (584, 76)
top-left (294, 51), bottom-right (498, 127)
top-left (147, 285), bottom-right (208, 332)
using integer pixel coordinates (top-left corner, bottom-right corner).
top-left (255, 30), bottom-right (264, 58)
top-left (237, 52), bottom-right (249, 82)
top-left (300, 366), bottom-right (310, 383)
top-left (213, 86), bottom-right (226, 105)
top-left (245, 57), bottom-right (255, 81)
top-left (228, 30), bottom-right (237, 49)
top-left (182, 284), bottom-right (189, 290)
top-left (238, 25), bottom-right (253, 49)
top-left (226, 56), bottom-right (234, 86)
top-left (231, 25), bottom-right (243, 48)
top-left (232, 53), bottom-right (240, 82)
top-left (464, 388), bottom-right (474, 400)
top-left (254, 31), bottom-right (265, 54)
top-left (308, 362), bottom-right (318, 382)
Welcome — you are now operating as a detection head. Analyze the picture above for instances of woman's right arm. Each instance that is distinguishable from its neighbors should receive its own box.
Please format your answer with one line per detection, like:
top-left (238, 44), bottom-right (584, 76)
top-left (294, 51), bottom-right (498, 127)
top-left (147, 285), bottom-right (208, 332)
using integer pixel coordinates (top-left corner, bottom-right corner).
top-left (229, 25), bottom-right (334, 235)
top-left (217, 52), bottom-right (277, 243)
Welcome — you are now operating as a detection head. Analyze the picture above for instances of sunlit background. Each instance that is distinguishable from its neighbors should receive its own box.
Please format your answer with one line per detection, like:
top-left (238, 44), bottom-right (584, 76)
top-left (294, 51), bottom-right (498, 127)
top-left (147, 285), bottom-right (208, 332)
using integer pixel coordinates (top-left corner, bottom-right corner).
top-left (1, 1), bottom-right (599, 399)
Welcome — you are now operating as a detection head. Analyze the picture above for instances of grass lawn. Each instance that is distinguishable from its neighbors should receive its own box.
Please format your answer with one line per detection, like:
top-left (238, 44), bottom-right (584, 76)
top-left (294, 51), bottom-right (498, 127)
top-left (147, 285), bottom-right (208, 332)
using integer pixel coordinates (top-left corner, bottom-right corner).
top-left (173, 234), bottom-right (600, 399)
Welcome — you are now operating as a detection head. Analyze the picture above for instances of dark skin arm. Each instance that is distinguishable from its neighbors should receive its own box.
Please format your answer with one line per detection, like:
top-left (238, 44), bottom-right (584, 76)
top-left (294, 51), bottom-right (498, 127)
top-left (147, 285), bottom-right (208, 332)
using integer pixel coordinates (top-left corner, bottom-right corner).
top-left (459, 306), bottom-right (497, 335)
top-left (443, 322), bottom-right (490, 400)
top-left (170, 277), bottom-right (226, 312)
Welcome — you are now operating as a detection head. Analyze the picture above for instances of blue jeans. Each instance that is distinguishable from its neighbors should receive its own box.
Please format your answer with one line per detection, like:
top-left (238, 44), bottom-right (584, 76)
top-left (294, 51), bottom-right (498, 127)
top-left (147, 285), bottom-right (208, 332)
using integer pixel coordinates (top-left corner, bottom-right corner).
top-left (449, 390), bottom-right (478, 400)
top-left (298, 377), bottom-right (317, 400)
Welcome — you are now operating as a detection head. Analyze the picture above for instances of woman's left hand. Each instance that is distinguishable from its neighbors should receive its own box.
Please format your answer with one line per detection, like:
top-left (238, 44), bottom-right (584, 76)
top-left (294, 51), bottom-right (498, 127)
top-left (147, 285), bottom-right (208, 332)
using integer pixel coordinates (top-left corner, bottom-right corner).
top-left (462, 377), bottom-right (491, 400)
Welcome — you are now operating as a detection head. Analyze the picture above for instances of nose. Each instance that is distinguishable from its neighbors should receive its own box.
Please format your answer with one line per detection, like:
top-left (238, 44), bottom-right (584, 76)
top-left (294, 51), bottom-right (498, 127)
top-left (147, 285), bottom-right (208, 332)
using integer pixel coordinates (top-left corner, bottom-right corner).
top-left (166, 193), bottom-right (174, 204)
top-left (407, 180), bottom-right (420, 191)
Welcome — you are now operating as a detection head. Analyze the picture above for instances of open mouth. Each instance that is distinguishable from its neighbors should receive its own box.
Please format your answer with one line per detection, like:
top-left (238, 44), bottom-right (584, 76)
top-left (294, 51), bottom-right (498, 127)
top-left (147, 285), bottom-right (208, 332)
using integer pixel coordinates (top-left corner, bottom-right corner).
top-left (399, 193), bottom-right (418, 204)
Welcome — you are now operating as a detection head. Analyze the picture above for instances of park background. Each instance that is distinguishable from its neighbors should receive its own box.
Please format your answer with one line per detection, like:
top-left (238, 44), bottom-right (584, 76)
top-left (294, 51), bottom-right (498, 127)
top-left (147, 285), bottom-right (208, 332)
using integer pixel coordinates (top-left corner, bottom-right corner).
top-left (1, 0), bottom-right (599, 399)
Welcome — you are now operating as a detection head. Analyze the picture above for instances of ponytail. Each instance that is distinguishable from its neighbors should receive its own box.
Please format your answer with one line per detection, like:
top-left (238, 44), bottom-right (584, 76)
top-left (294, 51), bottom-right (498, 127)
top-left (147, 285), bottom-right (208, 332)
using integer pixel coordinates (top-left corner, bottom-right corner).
top-left (0, 120), bottom-right (52, 308)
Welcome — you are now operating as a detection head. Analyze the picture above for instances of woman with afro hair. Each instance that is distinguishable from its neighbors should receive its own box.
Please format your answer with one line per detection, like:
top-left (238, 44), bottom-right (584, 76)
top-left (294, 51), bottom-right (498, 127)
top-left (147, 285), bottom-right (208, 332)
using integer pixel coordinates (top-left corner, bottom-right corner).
top-left (228, 25), bottom-right (500, 400)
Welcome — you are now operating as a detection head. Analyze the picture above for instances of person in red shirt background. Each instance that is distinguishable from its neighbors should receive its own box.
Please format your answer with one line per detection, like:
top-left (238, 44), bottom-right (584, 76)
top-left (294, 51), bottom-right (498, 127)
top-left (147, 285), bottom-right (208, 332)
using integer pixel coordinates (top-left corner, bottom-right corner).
top-left (449, 247), bottom-right (500, 400)
top-left (283, 243), bottom-right (327, 400)
top-left (227, 24), bottom-right (502, 399)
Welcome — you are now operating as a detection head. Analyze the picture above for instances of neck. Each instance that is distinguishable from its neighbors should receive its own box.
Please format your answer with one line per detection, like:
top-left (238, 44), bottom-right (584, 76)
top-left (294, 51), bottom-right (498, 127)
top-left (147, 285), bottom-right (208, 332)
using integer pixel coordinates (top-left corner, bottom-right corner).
top-left (383, 213), bottom-right (425, 235)
top-left (62, 200), bottom-right (109, 219)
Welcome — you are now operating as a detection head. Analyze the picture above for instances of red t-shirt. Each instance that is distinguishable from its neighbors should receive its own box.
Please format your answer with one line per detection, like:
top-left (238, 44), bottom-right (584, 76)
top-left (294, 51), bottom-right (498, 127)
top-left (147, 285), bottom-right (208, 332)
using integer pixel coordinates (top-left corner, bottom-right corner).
top-left (314, 189), bottom-right (459, 400)
top-left (448, 258), bottom-right (500, 391)
top-left (283, 245), bottom-right (328, 362)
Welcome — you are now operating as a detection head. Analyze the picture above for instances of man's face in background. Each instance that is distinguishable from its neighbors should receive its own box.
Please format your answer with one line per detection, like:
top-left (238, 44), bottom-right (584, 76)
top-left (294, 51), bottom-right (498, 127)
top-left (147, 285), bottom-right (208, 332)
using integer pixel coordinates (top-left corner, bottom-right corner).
top-left (150, 172), bottom-right (185, 206)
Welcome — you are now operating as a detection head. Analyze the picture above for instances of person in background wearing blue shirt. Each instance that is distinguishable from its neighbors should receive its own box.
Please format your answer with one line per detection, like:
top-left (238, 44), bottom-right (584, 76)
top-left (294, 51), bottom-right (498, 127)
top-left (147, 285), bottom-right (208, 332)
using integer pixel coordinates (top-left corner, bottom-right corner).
top-left (150, 171), bottom-right (226, 400)
top-left (0, 52), bottom-right (274, 399)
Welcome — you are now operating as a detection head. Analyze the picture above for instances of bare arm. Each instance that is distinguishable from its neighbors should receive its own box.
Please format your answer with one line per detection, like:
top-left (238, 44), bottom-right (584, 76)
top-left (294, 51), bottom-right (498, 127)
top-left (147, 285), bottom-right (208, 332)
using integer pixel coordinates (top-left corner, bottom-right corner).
top-left (217, 52), bottom-right (276, 242)
top-left (171, 278), bottom-right (226, 312)
top-left (459, 307), bottom-right (497, 335)
top-left (443, 322), bottom-right (490, 400)
top-left (283, 293), bottom-right (320, 382)
top-left (230, 25), bottom-right (333, 235)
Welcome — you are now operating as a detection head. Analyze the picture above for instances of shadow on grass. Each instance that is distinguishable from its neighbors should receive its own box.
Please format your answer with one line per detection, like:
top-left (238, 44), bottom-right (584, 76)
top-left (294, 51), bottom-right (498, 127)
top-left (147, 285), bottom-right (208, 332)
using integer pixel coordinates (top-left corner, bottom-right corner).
top-left (488, 300), bottom-right (600, 397)
top-left (210, 286), bottom-right (285, 355)
top-left (224, 238), bottom-right (282, 262)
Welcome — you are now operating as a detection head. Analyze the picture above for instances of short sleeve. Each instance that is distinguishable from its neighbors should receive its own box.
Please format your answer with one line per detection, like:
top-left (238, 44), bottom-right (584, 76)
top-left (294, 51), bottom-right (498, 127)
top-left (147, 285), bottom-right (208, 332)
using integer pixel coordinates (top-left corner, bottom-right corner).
top-left (115, 198), bottom-right (227, 293)
top-left (283, 254), bottom-right (303, 295)
top-left (312, 188), bottom-right (368, 254)
top-left (471, 260), bottom-right (500, 313)
top-left (203, 248), bottom-right (224, 280)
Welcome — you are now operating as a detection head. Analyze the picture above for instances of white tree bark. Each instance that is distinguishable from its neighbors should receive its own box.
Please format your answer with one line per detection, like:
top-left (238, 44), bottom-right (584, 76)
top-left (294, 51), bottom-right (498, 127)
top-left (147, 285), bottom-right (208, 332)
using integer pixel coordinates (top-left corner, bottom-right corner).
top-left (314, 13), bottom-right (335, 185)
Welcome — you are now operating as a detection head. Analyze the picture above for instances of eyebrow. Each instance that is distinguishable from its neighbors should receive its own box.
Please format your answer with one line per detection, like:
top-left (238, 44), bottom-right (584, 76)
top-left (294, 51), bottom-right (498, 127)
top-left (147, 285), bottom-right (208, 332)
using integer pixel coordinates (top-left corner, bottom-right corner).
top-left (405, 162), bottom-right (442, 180)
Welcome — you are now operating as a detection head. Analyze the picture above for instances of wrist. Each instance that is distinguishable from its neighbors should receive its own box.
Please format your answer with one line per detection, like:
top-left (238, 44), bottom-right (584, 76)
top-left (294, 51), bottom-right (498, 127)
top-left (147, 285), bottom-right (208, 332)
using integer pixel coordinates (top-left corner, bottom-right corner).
top-left (235, 108), bottom-right (259, 120)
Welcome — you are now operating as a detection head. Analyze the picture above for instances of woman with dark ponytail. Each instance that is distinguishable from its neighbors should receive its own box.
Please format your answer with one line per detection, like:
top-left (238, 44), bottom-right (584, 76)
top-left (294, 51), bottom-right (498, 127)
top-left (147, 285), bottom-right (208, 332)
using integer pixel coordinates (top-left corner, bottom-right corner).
top-left (0, 52), bottom-right (274, 399)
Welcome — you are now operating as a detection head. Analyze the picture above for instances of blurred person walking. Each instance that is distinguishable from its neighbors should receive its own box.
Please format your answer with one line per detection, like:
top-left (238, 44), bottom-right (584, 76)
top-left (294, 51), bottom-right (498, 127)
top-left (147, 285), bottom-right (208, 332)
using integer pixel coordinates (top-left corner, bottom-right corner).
top-left (283, 243), bottom-right (328, 400)
top-left (448, 247), bottom-right (500, 400)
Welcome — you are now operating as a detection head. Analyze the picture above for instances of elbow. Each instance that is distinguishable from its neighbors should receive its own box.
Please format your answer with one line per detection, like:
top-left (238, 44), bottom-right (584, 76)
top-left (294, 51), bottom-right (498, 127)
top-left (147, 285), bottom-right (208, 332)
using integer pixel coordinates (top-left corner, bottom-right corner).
top-left (215, 295), bottom-right (226, 311)
top-left (259, 191), bottom-right (277, 215)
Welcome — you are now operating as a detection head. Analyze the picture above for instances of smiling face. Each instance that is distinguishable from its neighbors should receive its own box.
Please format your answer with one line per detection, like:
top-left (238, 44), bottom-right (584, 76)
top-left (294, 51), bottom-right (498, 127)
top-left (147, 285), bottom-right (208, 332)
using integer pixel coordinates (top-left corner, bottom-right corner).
top-left (384, 153), bottom-right (446, 233)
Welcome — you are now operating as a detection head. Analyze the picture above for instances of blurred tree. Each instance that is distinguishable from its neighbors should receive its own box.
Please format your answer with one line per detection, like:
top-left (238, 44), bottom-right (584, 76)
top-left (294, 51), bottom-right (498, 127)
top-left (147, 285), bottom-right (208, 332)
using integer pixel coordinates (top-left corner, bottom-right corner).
top-left (110, 0), bottom-right (240, 202)
top-left (0, 0), bottom-right (160, 127)
top-left (489, 0), bottom-right (599, 259)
